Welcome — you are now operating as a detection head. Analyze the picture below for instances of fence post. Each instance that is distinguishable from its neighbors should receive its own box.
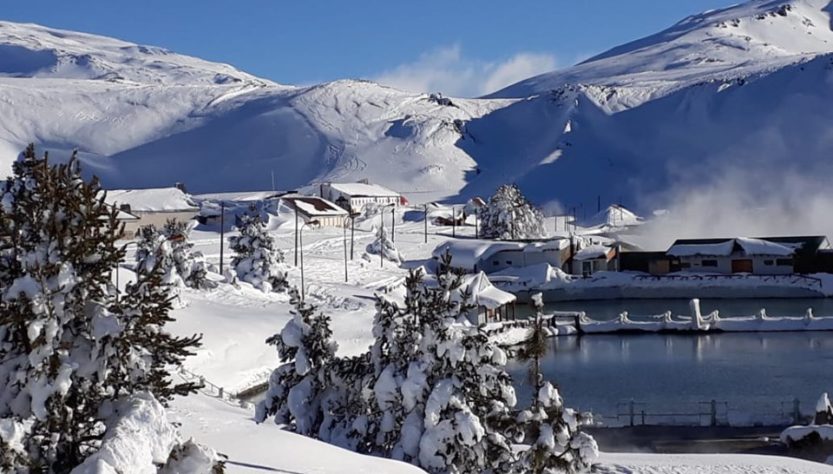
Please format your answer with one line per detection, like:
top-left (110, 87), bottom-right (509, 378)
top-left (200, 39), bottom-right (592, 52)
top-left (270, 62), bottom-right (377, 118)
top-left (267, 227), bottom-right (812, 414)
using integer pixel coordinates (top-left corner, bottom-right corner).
top-left (629, 399), bottom-right (635, 427)
top-left (793, 398), bottom-right (801, 424)
top-left (219, 387), bottom-right (224, 399)
top-left (710, 399), bottom-right (717, 426)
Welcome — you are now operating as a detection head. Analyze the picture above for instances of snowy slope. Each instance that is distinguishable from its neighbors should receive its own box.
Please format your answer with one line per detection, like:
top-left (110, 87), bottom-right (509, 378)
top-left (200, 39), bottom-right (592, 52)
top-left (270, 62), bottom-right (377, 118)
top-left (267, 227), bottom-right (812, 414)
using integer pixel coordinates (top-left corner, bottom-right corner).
top-left (3, 0), bottom-right (833, 213)
top-left (491, 0), bottom-right (833, 106)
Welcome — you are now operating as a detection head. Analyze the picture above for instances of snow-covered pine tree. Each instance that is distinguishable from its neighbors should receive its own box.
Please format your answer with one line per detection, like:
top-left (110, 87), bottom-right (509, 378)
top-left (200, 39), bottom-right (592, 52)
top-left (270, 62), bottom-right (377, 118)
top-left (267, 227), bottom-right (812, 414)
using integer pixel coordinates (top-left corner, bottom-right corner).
top-left (366, 225), bottom-right (403, 264)
top-left (514, 297), bottom-right (598, 473)
top-left (135, 224), bottom-right (184, 288)
top-left (256, 287), bottom-right (338, 437)
top-left (479, 184), bottom-right (546, 240)
top-left (229, 213), bottom-right (288, 292)
top-left (161, 219), bottom-right (213, 289)
top-left (0, 146), bottom-right (204, 472)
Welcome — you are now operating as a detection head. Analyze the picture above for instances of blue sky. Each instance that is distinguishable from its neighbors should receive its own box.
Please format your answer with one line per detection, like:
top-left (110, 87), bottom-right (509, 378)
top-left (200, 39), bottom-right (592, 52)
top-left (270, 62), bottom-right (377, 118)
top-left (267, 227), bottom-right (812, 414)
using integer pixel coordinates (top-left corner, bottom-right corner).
top-left (3, 1), bottom-right (738, 96)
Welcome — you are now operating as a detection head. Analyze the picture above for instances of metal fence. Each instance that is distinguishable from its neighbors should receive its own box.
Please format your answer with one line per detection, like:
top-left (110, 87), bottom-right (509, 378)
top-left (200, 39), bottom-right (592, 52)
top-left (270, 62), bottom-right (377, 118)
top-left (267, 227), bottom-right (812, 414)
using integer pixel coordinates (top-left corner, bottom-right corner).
top-left (591, 398), bottom-right (809, 428)
top-left (632, 273), bottom-right (823, 289)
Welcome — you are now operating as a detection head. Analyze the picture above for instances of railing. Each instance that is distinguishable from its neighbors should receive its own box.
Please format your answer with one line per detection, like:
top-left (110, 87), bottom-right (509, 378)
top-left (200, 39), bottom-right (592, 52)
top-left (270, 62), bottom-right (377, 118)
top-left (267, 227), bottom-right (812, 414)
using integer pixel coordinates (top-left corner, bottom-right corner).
top-left (178, 367), bottom-right (255, 409)
top-left (632, 273), bottom-right (823, 289)
top-left (591, 398), bottom-right (809, 428)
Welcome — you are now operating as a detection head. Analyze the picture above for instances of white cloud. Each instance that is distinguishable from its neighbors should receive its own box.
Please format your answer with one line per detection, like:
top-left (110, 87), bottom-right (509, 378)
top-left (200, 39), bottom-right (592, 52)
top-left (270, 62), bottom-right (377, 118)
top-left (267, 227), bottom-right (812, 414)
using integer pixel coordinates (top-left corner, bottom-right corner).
top-left (373, 44), bottom-right (557, 98)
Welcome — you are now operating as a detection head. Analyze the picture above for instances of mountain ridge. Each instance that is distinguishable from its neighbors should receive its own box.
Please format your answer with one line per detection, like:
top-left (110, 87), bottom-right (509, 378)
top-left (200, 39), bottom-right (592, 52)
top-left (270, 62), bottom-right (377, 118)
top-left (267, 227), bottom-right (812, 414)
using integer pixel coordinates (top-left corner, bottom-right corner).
top-left (1, 1), bottom-right (833, 214)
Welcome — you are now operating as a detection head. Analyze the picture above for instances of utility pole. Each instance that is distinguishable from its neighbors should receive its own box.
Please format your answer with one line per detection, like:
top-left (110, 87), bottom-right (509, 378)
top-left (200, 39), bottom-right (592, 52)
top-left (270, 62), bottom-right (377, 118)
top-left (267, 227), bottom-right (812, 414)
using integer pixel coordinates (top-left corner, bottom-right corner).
top-left (391, 204), bottom-right (396, 243)
top-left (424, 204), bottom-right (428, 243)
top-left (452, 206), bottom-right (456, 238)
top-left (219, 202), bottom-right (225, 274)
top-left (343, 222), bottom-right (348, 282)
top-left (350, 212), bottom-right (356, 260)
top-left (294, 205), bottom-right (299, 266)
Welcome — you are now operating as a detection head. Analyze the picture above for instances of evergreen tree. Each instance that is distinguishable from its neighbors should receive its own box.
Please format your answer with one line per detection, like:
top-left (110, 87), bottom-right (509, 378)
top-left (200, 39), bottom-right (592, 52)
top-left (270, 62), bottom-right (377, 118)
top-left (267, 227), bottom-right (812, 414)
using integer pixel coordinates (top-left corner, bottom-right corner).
top-left (480, 184), bottom-right (545, 240)
top-left (161, 219), bottom-right (213, 289)
top-left (229, 213), bottom-right (287, 292)
top-left (366, 225), bottom-right (403, 264)
top-left (514, 298), bottom-right (598, 473)
top-left (135, 220), bottom-right (213, 292)
top-left (256, 287), bottom-right (337, 436)
top-left (0, 146), bottom-right (202, 472)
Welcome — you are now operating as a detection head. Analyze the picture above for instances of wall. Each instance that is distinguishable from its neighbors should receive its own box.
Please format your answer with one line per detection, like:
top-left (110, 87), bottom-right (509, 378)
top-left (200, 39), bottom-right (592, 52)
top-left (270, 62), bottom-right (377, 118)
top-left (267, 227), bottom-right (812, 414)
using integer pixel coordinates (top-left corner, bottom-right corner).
top-left (121, 210), bottom-right (199, 239)
top-left (677, 253), bottom-right (794, 275)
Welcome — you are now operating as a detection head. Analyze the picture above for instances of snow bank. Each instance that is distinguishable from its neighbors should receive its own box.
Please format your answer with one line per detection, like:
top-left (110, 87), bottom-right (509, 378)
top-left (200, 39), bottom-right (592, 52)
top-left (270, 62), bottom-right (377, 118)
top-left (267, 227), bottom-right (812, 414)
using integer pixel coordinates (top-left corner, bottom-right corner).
top-left (72, 392), bottom-right (218, 474)
top-left (780, 424), bottom-right (833, 445)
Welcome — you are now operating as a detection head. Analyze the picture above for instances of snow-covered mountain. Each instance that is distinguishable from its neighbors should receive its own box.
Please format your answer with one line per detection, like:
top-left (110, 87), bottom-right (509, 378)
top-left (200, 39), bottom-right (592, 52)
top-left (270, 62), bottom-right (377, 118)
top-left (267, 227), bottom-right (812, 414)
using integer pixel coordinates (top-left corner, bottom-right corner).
top-left (2, 0), bottom-right (833, 211)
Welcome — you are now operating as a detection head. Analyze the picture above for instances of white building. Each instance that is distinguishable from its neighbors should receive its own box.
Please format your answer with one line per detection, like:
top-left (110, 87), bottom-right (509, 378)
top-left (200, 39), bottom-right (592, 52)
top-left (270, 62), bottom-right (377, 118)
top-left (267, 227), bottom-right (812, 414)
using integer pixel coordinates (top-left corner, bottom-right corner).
top-left (432, 239), bottom-right (571, 274)
top-left (281, 196), bottom-right (348, 228)
top-left (320, 182), bottom-right (401, 213)
top-left (573, 244), bottom-right (618, 276)
top-left (666, 237), bottom-right (810, 275)
top-left (105, 187), bottom-right (199, 238)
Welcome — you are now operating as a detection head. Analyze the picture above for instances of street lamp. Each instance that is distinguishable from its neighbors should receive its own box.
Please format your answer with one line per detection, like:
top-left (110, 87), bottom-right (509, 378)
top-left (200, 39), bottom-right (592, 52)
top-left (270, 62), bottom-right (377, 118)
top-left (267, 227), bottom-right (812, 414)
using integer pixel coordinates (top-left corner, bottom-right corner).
top-left (299, 219), bottom-right (319, 300)
top-left (347, 211), bottom-right (360, 260)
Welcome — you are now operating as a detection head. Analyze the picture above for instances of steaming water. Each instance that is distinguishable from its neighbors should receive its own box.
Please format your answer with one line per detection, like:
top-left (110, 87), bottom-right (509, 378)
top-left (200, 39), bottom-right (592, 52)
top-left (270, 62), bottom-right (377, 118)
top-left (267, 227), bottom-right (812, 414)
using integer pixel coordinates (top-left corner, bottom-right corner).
top-left (506, 331), bottom-right (833, 425)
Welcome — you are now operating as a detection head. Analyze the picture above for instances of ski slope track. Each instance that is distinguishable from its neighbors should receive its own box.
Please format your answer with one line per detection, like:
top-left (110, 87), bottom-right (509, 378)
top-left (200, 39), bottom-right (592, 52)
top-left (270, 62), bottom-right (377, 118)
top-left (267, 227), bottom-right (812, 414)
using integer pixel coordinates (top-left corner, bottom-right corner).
top-left (2, 0), bottom-right (833, 210)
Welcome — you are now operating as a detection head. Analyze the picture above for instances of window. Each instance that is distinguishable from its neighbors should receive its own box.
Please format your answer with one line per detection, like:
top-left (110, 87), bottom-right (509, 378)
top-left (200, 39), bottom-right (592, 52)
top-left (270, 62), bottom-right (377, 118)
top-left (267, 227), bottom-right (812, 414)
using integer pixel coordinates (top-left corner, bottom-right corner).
top-left (764, 259), bottom-right (774, 266)
top-left (701, 260), bottom-right (718, 267)
top-left (505, 260), bottom-right (513, 265)
top-left (493, 260), bottom-right (499, 266)
top-left (776, 258), bottom-right (794, 266)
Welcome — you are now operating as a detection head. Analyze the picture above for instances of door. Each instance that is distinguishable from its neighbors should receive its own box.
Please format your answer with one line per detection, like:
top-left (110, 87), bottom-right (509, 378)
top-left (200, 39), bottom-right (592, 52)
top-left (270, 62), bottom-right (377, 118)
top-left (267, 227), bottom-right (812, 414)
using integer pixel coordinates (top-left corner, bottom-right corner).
top-left (731, 259), bottom-right (753, 273)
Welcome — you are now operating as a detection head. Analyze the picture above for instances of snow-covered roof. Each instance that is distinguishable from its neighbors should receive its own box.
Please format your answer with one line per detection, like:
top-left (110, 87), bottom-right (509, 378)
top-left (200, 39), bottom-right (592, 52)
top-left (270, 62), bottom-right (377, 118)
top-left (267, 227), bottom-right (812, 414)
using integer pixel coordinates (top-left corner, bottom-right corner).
top-left (105, 188), bottom-right (198, 212)
top-left (735, 237), bottom-right (797, 257)
top-left (193, 191), bottom-right (285, 202)
top-left (433, 240), bottom-right (526, 269)
top-left (583, 204), bottom-right (642, 228)
top-left (667, 240), bottom-right (735, 257)
top-left (283, 197), bottom-right (348, 217)
top-left (433, 239), bottom-right (570, 269)
top-left (573, 244), bottom-right (613, 261)
top-left (327, 182), bottom-right (400, 197)
top-left (461, 272), bottom-right (516, 309)
top-left (667, 238), bottom-right (798, 257)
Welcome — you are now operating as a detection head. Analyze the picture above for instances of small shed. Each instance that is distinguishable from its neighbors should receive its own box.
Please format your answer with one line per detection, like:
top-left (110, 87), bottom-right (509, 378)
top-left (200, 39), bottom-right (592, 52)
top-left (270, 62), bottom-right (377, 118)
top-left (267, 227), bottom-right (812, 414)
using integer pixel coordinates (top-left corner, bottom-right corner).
top-left (572, 244), bottom-right (617, 276)
top-left (460, 272), bottom-right (517, 325)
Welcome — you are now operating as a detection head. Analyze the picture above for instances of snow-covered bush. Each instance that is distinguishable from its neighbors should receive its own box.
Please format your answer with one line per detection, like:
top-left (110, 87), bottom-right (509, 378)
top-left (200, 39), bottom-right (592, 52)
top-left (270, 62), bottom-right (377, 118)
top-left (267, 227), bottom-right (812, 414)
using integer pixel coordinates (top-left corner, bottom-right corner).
top-left (366, 225), bottom-right (403, 264)
top-left (229, 213), bottom-right (288, 292)
top-left (0, 146), bottom-right (205, 471)
top-left (72, 392), bottom-right (222, 474)
top-left (515, 382), bottom-right (598, 473)
top-left (480, 183), bottom-right (546, 240)
top-left (816, 392), bottom-right (833, 425)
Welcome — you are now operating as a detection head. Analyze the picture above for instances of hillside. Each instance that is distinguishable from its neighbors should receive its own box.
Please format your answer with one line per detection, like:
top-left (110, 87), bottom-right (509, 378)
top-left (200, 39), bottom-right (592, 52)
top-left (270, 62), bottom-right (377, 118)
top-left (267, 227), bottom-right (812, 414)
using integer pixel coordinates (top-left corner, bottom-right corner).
top-left (1, 0), bottom-right (833, 215)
